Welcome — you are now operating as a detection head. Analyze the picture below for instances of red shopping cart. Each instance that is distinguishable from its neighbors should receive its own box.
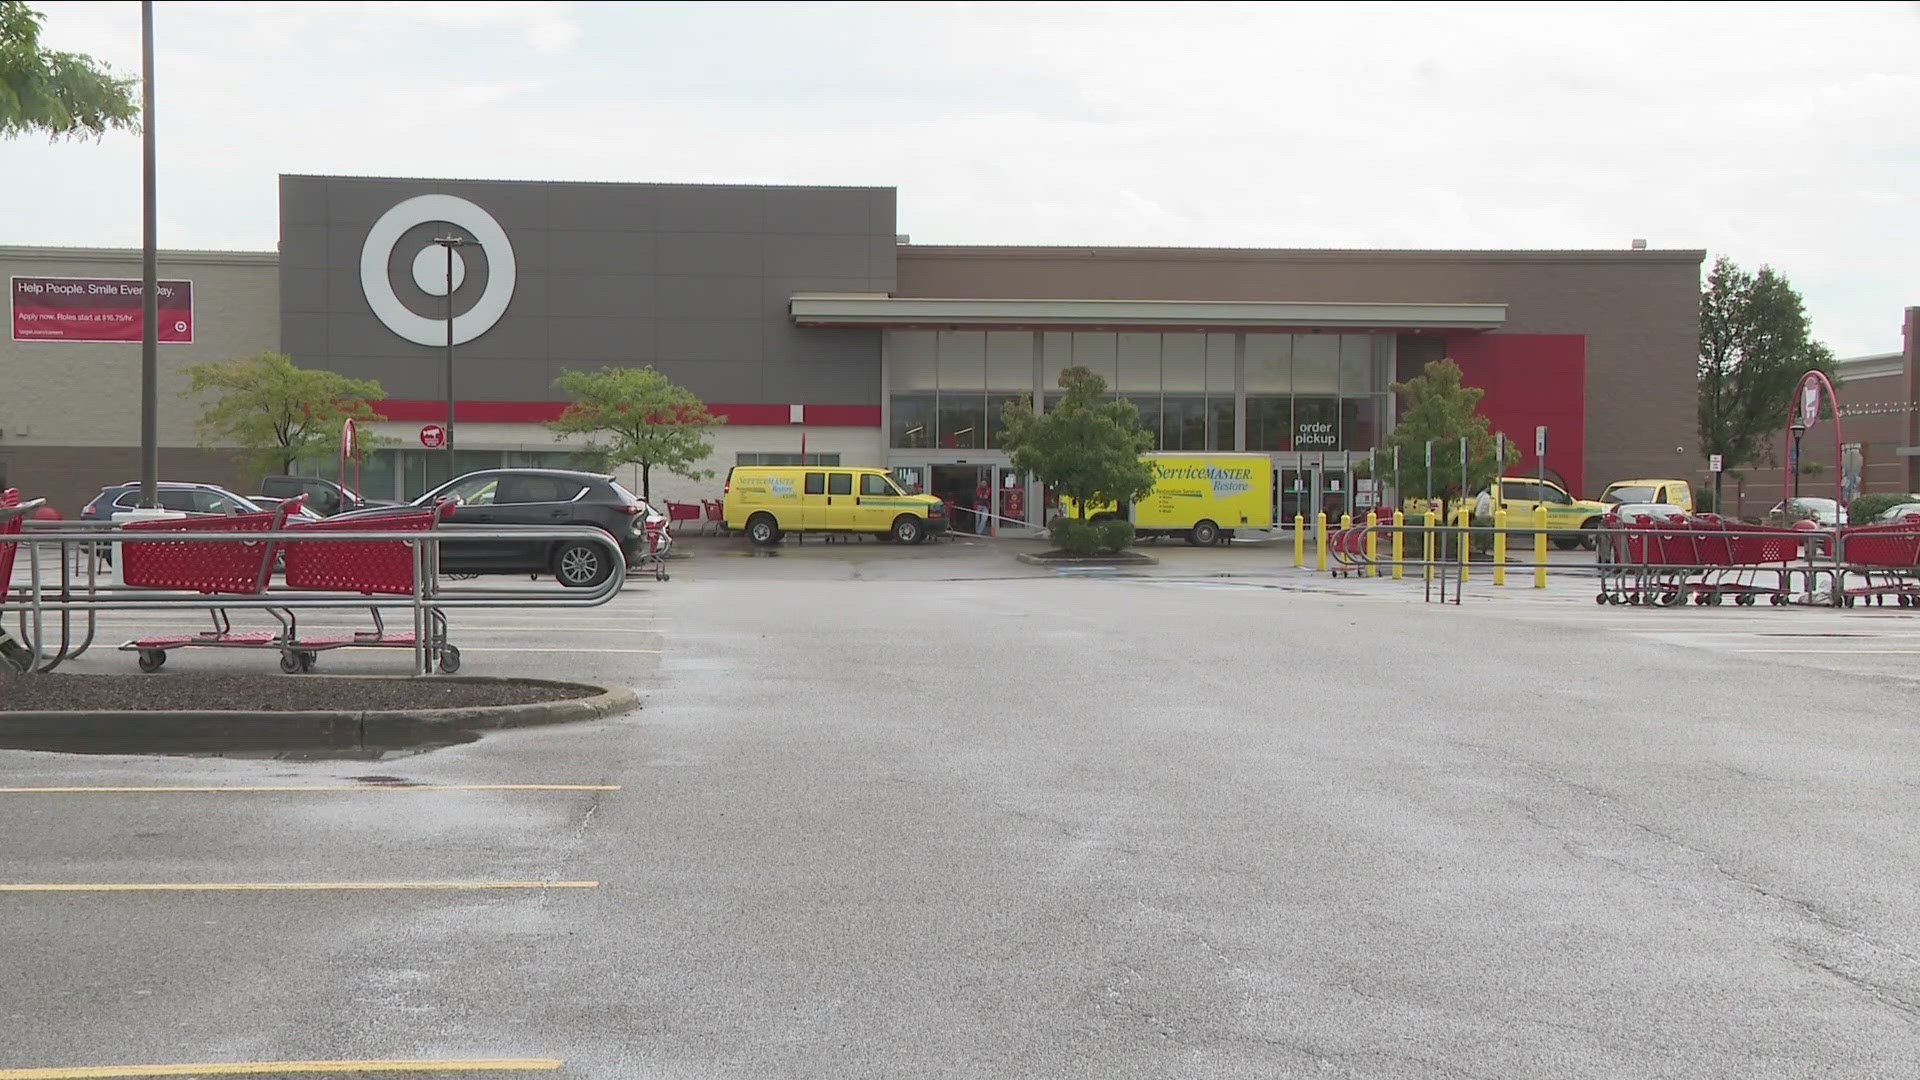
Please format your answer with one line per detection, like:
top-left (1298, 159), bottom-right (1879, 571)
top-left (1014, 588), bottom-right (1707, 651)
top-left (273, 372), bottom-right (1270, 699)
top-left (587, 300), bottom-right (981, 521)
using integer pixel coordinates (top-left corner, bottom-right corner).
top-left (118, 497), bottom-right (304, 671)
top-left (1837, 517), bottom-right (1920, 607)
top-left (278, 502), bottom-right (456, 672)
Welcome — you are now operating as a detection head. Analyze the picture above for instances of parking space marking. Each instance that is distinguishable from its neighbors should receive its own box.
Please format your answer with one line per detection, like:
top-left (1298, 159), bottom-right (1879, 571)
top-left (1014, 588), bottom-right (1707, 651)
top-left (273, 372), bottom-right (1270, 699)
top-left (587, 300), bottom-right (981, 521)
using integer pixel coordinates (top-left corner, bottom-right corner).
top-left (1731, 648), bottom-right (1920, 654)
top-left (0, 881), bottom-right (598, 892)
top-left (0, 1059), bottom-right (561, 1078)
top-left (457, 647), bottom-right (662, 654)
top-left (0, 785), bottom-right (620, 794)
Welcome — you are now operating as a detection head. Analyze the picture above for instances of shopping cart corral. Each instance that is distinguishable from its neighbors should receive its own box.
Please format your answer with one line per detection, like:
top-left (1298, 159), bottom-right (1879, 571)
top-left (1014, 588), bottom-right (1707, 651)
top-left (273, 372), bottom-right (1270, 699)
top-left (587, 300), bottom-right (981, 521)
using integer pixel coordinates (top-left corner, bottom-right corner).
top-left (2, 498), bottom-right (630, 675)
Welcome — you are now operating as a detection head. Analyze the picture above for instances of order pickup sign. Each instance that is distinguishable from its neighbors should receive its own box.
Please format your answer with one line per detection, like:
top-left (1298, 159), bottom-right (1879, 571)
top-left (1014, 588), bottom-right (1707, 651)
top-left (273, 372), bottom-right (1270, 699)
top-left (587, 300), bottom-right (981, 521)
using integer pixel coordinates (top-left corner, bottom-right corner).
top-left (11, 276), bottom-right (194, 342)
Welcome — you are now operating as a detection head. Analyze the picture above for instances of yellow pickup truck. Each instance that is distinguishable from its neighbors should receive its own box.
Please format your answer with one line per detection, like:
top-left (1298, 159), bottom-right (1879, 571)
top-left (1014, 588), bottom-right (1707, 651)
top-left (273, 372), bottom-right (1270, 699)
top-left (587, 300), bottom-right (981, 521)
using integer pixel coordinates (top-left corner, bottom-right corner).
top-left (1472, 477), bottom-right (1610, 549)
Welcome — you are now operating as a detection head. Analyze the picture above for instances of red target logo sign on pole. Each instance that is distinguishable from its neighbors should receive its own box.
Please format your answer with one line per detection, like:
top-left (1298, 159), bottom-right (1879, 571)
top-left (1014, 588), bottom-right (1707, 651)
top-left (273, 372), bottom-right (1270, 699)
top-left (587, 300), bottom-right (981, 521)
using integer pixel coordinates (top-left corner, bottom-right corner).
top-left (419, 423), bottom-right (447, 449)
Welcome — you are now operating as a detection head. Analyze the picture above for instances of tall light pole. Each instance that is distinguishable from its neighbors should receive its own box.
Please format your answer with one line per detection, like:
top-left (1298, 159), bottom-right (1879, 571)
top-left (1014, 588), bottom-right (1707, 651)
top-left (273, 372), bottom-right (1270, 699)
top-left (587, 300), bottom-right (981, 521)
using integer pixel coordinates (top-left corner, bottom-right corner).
top-left (138, 0), bottom-right (157, 508)
top-left (1790, 418), bottom-right (1807, 501)
top-left (428, 233), bottom-right (475, 467)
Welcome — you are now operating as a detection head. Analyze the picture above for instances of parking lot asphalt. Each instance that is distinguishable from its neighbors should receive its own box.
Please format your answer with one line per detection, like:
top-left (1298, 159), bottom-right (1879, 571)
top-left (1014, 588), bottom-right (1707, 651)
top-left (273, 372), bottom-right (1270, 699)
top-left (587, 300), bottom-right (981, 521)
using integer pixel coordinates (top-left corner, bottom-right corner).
top-left (4, 536), bottom-right (1920, 1078)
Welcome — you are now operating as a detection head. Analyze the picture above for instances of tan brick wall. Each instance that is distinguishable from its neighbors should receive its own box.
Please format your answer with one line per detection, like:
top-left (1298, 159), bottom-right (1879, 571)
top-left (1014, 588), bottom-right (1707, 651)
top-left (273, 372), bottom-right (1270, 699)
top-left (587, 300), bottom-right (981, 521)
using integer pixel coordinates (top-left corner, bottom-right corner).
top-left (896, 247), bottom-right (1704, 493)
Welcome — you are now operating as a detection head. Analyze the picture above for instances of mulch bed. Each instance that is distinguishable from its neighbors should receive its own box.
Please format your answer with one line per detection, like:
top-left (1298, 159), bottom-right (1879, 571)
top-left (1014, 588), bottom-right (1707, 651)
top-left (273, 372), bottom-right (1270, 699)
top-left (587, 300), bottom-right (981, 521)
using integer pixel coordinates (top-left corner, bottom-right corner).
top-left (0, 674), bottom-right (585, 713)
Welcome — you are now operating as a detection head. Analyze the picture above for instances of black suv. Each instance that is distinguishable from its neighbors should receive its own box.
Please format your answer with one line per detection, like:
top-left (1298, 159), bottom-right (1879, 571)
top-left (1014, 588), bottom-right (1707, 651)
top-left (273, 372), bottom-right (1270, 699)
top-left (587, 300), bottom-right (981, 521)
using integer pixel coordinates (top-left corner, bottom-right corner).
top-left (341, 469), bottom-right (649, 588)
top-left (81, 481), bottom-right (263, 520)
top-left (258, 475), bottom-right (394, 517)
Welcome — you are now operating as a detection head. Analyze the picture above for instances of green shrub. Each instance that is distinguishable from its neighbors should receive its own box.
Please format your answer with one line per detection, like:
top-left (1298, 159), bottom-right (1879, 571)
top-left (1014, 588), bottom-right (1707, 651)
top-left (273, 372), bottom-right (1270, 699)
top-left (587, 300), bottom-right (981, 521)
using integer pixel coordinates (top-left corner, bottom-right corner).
top-left (1849, 493), bottom-right (1908, 524)
top-left (1694, 488), bottom-right (1716, 513)
top-left (1049, 517), bottom-right (1134, 556)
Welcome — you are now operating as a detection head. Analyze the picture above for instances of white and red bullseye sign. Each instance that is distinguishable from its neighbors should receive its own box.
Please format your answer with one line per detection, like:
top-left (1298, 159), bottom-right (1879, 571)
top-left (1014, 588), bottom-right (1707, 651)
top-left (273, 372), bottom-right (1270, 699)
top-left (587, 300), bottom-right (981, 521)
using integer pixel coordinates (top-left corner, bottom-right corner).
top-left (419, 423), bottom-right (447, 449)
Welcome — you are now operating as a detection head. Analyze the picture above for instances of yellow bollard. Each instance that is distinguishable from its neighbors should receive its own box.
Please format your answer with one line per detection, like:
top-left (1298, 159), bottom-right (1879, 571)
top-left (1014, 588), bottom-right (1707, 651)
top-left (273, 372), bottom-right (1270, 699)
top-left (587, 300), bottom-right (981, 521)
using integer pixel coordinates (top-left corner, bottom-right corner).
top-left (1293, 514), bottom-right (1305, 567)
top-left (1315, 512), bottom-right (1328, 571)
top-left (1493, 509), bottom-right (1507, 586)
top-left (1424, 510), bottom-right (1436, 581)
top-left (1533, 505), bottom-right (1548, 588)
top-left (1456, 506), bottom-right (1469, 582)
top-left (1391, 510), bottom-right (1404, 579)
top-left (1365, 511), bottom-right (1379, 577)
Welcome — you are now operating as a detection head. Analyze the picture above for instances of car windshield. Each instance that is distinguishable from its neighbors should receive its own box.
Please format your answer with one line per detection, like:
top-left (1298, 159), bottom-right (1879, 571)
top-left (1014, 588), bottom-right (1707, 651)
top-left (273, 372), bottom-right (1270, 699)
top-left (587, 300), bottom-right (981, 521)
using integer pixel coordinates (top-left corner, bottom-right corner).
top-left (1605, 485), bottom-right (1658, 504)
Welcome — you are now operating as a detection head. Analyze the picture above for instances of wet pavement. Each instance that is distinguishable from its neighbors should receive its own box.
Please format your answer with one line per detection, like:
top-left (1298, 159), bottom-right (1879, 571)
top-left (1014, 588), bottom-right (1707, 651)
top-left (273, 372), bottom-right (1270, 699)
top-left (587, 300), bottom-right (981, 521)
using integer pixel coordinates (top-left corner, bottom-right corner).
top-left (4, 536), bottom-right (1920, 1077)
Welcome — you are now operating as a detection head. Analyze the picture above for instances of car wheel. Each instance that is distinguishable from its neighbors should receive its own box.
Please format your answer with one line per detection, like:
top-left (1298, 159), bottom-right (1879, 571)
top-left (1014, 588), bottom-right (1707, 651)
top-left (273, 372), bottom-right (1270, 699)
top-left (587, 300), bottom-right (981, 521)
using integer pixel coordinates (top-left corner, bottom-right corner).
top-left (1579, 518), bottom-right (1601, 550)
top-left (746, 513), bottom-right (780, 547)
top-left (1190, 519), bottom-right (1220, 547)
top-left (1553, 535), bottom-right (1582, 551)
top-left (553, 541), bottom-right (612, 588)
top-left (893, 515), bottom-right (926, 545)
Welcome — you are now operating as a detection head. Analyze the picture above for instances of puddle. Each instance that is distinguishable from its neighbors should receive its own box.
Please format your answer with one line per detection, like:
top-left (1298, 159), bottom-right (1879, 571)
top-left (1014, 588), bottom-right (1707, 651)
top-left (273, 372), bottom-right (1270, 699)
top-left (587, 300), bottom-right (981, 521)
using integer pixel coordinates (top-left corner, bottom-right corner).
top-left (0, 729), bottom-right (478, 761)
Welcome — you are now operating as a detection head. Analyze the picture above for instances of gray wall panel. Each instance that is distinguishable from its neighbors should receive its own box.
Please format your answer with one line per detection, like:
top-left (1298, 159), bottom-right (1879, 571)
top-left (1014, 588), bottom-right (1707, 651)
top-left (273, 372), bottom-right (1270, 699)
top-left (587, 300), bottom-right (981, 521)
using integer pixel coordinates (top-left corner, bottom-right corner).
top-left (279, 176), bottom-right (894, 409)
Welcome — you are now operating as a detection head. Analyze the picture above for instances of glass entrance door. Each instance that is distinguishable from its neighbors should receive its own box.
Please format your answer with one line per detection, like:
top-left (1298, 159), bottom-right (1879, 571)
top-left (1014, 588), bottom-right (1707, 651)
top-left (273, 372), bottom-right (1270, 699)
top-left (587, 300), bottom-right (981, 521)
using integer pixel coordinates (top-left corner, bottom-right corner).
top-left (1278, 466), bottom-right (1353, 523)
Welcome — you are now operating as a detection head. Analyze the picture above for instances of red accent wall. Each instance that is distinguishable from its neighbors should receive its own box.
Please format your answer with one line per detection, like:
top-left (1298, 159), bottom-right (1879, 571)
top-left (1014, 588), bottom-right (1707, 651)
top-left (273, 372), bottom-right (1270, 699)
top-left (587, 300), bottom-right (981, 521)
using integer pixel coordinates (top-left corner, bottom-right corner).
top-left (1444, 333), bottom-right (1588, 497)
top-left (373, 401), bottom-right (881, 427)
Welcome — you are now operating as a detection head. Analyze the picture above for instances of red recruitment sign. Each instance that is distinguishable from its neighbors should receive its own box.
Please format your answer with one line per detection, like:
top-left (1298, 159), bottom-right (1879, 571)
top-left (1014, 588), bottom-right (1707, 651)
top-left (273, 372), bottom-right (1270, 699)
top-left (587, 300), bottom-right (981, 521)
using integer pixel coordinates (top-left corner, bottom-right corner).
top-left (11, 276), bottom-right (194, 343)
top-left (419, 424), bottom-right (446, 449)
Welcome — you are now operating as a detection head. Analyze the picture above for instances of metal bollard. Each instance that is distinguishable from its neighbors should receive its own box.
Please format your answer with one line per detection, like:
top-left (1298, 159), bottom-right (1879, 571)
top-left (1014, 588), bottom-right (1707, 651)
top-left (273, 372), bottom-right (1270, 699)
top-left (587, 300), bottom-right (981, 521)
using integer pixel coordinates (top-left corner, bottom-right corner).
top-left (1424, 511), bottom-right (1436, 581)
top-left (1391, 510), bottom-right (1404, 579)
top-left (1365, 511), bottom-right (1378, 577)
top-left (1533, 505), bottom-right (1548, 588)
top-left (1456, 506), bottom-right (1470, 583)
top-left (1493, 509), bottom-right (1507, 586)
top-left (1293, 514), bottom-right (1306, 567)
top-left (1315, 512), bottom-right (1328, 571)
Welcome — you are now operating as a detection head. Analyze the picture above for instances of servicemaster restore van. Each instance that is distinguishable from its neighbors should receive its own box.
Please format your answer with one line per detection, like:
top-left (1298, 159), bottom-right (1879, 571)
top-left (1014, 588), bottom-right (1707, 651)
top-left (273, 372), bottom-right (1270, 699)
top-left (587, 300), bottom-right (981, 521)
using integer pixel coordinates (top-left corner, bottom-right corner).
top-left (1062, 453), bottom-right (1274, 545)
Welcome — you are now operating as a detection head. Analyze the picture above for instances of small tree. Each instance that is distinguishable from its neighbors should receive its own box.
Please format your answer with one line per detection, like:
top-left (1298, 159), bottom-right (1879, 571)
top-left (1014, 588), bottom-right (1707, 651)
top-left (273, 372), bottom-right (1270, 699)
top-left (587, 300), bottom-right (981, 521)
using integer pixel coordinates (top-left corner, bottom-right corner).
top-left (183, 351), bottom-right (387, 478)
top-left (1, 2), bottom-right (139, 140)
top-left (999, 366), bottom-right (1156, 552)
top-left (549, 365), bottom-right (723, 501)
top-left (1699, 256), bottom-right (1836, 472)
top-left (1379, 359), bottom-right (1517, 515)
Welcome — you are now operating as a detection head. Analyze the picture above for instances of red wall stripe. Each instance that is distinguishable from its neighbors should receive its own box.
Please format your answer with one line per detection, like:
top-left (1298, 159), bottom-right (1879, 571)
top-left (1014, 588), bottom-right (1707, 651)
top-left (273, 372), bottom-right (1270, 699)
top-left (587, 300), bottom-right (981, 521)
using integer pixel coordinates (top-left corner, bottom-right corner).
top-left (372, 401), bottom-right (882, 427)
top-left (1444, 333), bottom-right (1588, 497)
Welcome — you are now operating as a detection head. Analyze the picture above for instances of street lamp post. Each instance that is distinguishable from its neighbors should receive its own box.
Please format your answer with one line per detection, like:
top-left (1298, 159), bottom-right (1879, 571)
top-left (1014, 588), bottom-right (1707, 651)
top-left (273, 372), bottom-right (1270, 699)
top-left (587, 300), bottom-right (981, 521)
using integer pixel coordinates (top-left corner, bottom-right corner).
top-left (428, 233), bottom-right (476, 471)
top-left (1790, 419), bottom-right (1807, 500)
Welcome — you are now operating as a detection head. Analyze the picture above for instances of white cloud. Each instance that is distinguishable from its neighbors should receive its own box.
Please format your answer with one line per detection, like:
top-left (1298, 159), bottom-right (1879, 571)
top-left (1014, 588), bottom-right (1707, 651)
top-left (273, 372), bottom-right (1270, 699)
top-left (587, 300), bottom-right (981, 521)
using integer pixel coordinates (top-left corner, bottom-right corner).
top-left (5, 0), bottom-right (1918, 353)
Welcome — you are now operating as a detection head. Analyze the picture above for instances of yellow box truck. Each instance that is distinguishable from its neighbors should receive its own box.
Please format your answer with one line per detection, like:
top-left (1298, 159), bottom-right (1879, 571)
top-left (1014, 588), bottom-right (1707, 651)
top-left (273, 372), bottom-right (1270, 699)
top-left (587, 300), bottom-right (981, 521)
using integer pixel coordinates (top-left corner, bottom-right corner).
top-left (1063, 453), bottom-right (1274, 545)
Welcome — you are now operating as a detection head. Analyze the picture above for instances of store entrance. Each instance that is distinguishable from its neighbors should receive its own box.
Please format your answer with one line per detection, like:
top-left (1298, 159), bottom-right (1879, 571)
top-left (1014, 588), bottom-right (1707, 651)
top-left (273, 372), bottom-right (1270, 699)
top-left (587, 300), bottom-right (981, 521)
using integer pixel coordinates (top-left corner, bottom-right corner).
top-left (930, 464), bottom-right (993, 535)
top-left (1277, 466), bottom-right (1353, 524)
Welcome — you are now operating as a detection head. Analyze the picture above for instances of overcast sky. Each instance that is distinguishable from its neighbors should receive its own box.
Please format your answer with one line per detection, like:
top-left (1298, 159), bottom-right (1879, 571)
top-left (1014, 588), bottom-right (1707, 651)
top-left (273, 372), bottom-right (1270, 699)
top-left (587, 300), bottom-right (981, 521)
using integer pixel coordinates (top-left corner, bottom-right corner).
top-left (4, 1), bottom-right (1916, 354)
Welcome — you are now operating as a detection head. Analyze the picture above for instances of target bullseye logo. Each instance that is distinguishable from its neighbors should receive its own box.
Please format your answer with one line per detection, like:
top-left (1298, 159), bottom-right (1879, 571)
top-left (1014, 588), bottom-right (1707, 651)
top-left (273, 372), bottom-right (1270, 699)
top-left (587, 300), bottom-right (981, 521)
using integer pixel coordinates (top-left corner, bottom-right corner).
top-left (359, 194), bottom-right (516, 347)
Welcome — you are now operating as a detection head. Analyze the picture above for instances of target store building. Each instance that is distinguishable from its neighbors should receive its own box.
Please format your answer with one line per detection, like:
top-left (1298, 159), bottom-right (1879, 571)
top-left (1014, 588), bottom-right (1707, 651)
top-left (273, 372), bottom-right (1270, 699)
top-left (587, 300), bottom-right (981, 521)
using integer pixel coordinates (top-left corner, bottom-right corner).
top-left (0, 175), bottom-right (1704, 521)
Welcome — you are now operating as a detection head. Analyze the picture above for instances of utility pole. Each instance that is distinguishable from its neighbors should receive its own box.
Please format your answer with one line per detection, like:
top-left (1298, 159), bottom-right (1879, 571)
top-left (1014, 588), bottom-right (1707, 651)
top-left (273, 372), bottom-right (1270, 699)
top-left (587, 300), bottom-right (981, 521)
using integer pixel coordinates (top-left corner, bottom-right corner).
top-left (138, 0), bottom-right (158, 507)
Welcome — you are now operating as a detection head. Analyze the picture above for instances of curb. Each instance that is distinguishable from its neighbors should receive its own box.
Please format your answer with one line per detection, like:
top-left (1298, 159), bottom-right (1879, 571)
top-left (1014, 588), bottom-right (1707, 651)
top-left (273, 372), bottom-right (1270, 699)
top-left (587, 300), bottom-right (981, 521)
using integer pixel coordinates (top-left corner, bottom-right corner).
top-left (1015, 552), bottom-right (1159, 567)
top-left (0, 678), bottom-right (639, 746)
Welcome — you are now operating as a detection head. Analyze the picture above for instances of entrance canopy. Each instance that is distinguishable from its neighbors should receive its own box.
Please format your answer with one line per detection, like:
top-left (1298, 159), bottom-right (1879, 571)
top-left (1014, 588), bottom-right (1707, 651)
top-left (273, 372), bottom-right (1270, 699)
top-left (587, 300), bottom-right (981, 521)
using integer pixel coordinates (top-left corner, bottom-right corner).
top-left (791, 293), bottom-right (1507, 332)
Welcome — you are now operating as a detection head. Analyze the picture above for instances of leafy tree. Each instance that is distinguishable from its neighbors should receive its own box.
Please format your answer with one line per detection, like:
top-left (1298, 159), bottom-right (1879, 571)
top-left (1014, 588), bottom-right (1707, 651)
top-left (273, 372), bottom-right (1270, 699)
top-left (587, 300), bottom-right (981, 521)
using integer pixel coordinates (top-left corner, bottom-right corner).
top-left (183, 351), bottom-right (388, 478)
top-left (1, 2), bottom-right (139, 140)
top-left (1377, 359), bottom-right (1518, 514)
top-left (999, 366), bottom-right (1156, 546)
top-left (548, 365), bottom-right (723, 501)
top-left (1699, 256), bottom-right (1836, 472)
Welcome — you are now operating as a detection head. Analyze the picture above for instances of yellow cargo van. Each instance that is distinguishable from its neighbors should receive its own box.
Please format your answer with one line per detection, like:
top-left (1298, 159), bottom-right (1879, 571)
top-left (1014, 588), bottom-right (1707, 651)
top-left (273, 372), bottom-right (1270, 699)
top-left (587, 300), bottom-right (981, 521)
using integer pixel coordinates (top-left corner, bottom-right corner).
top-left (724, 465), bottom-right (947, 546)
top-left (1061, 453), bottom-right (1274, 545)
top-left (1601, 478), bottom-right (1695, 514)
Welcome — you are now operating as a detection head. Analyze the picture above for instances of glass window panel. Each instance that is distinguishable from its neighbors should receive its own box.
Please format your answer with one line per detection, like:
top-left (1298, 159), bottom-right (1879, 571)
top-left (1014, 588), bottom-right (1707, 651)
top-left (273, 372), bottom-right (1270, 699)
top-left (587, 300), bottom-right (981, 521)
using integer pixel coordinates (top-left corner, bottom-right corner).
top-left (1117, 333), bottom-right (1161, 395)
top-left (1294, 397), bottom-right (1340, 450)
top-left (1344, 397), bottom-right (1386, 450)
top-left (1293, 335), bottom-right (1339, 393)
top-left (1207, 334), bottom-right (1236, 396)
top-left (1161, 333), bottom-right (1205, 392)
top-left (1042, 332), bottom-right (1073, 390)
top-left (938, 395), bottom-right (986, 451)
top-left (937, 331), bottom-right (985, 392)
top-left (889, 330), bottom-right (937, 391)
top-left (986, 331), bottom-right (1034, 391)
top-left (1340, 335), bottom-right (1375, 395)
top-left (827, 472), bottom-right (852, 496)
top-left (1163, 396), bottom-right (1207, 451)
top-left (1125, 396), bottom-right (1162, 449)
top-left (1244, 334), bottom-right (1290, 393)
top-left (1247, 396), bottom-right (1289, 452)
top-left (361, 451), bottom-right (399, 502)
top-left (890, 394), bottom-right (935, 449)
top-left (804, 473), bottom-right (825, 495)
top-left (1070, 332), bottom-right (1117, 388)
top-left (985, 393), bottom-right (1025, 449)
top-left (1211, 399), bottom-right (1236, 452)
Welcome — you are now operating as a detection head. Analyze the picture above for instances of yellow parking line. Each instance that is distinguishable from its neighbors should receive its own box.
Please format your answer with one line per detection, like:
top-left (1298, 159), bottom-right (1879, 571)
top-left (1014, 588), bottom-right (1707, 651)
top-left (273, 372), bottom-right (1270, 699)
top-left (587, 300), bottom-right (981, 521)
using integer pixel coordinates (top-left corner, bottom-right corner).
top-left (0, 785), bottom-right (619, 794)
top-left (0, 881), bottom-right (597, 893)
top-left (0, 1060), bottom-right (561, 1078)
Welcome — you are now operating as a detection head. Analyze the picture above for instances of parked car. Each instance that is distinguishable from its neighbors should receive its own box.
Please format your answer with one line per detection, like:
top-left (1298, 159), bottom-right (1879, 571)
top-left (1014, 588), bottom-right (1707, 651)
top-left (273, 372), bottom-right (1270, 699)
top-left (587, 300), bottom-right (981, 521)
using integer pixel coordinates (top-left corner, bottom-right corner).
top-left (1767, 497), bottom-right (1842, 528)
top-left (1470, 476), bottom-right (1610, 549)
top-left (1606, 502), bottom-right (1690, 522)
top-left (1876, 502), bottom-right (1920, 523)
top-left (80, 481), bottom-right (264, 521)
top-left (249, 495), bottom-right (327, 522)
top-left (1601, 478), bottom-right (1695, 514)
top-left (336, 468), bottom-right (651, 588)
top-left (258, 475), bottom-right (394, 517)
